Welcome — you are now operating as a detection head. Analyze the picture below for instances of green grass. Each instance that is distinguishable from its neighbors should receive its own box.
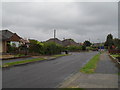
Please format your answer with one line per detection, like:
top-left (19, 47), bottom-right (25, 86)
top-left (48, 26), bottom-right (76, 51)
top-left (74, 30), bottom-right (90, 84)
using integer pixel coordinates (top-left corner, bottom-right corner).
top-left (2, 54), bottom-right (69, 68)
top-left (14, 54), bottom-right (25, 57)
top-left (53, 54), bottom-right (69, 58)
top-left (118, 72), bottom-right (120, 75)
top-left (111, 54), bottom-right (120, 58)
top-left (2, 58), bottom-right (45, 68)
top-left (58, 88), bottom-right (84, 90)
top-left (80, 53), bottom-right (100, 74)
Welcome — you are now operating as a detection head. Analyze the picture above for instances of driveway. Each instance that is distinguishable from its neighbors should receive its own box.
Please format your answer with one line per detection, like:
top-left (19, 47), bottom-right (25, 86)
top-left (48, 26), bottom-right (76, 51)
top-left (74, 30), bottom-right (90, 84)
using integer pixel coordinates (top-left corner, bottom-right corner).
top-left (2, 51), bottom-right (98, 88)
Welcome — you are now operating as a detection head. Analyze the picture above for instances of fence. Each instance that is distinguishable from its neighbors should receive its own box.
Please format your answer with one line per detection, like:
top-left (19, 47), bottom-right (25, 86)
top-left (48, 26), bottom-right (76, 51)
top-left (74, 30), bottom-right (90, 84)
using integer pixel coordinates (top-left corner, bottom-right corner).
top-left (108, 49), bottom-right (120, 54)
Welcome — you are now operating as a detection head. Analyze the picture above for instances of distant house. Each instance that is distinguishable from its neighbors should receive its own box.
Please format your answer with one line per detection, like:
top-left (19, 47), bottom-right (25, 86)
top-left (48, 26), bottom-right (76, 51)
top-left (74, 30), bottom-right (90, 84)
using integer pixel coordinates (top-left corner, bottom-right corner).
top-left (46, 38), bottom-right (79, 47)
top-left (62, 39), bottom-right (79, 47)
top-left (46, 38), bottom-right (63, 45)
top-left (0, 30), bottom-right (22, 53)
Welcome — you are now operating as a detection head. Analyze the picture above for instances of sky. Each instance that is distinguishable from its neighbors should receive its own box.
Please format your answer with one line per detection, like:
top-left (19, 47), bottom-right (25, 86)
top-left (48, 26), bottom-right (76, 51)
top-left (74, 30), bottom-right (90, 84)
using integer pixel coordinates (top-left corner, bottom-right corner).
top-left (1, 1), bottom-right (118, 43)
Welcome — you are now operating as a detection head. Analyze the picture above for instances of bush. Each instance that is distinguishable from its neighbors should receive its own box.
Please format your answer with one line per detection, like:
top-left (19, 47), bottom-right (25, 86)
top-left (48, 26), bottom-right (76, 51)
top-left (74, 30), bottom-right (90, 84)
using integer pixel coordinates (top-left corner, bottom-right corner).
top-left (28, 39), bottom-right (44, 54)
top-left (29, 40), bottom-right (63, 55)
top-left (42, 42), bottom-right (63, 55)
top-left (65, 45), bottom-right (82, 52)
top-left (7, 42), bottom-right (18, 53)
top-left (86, 46), bottom-right (98, 51)
top-left (81, 45), bottom-right (86, 50)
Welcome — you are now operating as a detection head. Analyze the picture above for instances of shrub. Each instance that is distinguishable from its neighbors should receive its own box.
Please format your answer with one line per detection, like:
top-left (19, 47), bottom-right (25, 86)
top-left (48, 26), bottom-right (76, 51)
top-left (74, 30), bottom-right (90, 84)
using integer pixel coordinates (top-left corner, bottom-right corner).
top-left (7, 42), bottom-right (18, 53)
top-left (29, 40), bottom-right (63, 55)
top-left (28, 39), bottom-right (44, 54)
top-left (42, 42), bottom-right (63, 55)
top-left (65, 45), bottom-right (82, 52)
top-left (81, 45), bottom-right (86, 50)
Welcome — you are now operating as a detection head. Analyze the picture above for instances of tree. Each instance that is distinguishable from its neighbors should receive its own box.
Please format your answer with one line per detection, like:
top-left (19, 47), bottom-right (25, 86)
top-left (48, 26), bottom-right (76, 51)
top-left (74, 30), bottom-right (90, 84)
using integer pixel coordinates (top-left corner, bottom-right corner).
top-left (29, 39), bottom-right (44, 54)
top-left (104, 34), bottom-right (114, 49)
top-left (66, 45), bottom-right (82, 51)
top-left (81, 45), bottom-right (86, 50)
top-left (83, 40), bottom-right (91, 47)
top-left (28, 39), bottom-right (63, 55)
top-left (113, 38), bottom-right (120, 49)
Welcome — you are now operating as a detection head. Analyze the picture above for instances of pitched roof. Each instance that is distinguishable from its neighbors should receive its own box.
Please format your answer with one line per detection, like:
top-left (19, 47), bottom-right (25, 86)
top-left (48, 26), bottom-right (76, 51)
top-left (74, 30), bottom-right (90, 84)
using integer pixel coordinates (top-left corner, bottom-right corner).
top-left (46, 38), bottom-right (79, 46)
top-left (0, 30), bottom-right (21, 40)
top-left (62, 39), bottom-right (79, 46)
top-left (46, 38), bottom-right (62, 45)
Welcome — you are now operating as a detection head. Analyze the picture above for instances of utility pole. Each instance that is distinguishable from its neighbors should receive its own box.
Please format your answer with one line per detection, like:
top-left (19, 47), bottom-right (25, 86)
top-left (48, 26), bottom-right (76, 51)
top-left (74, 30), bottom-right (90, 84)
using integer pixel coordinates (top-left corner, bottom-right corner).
top-left (54, 29), bottom-right (56, 39)
top-left (54, 29), bottom-right (56, 43)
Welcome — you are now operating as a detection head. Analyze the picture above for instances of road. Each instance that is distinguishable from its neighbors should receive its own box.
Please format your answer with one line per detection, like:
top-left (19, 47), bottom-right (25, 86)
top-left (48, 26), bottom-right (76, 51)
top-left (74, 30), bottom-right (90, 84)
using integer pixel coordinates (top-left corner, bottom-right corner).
top-left (2, 51), bottom-right (98, 88)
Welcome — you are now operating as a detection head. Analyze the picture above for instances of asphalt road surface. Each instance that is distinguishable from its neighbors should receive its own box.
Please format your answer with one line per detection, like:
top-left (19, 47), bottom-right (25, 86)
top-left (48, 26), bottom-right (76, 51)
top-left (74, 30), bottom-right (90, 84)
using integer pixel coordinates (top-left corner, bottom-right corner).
top-left (2, 51), bottom-right (98, 88)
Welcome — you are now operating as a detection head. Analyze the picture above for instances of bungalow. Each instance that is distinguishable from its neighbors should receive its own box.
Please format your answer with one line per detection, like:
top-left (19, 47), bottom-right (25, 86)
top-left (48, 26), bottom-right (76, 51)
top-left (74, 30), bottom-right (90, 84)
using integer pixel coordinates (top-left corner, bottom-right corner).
top-left (46, 38), bottom-right (79, 47)
top-left (46, 38), bottom-right (63, 45)
top-left (62, 39), bottom-right (79, 47)
top-left (0, 30), bottom-right (22, 53)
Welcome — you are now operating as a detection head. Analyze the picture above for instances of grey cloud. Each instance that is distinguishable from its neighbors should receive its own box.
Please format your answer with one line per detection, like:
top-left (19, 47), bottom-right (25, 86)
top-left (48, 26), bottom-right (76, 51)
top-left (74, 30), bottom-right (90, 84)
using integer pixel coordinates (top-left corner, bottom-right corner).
top-left (2, 2), bottom-right (118, 42)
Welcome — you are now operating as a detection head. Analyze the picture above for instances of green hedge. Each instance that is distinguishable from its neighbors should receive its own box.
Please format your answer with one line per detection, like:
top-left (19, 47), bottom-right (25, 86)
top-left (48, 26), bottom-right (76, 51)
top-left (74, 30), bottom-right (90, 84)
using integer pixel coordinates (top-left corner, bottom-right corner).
top-left (29, 40), bottom-right (63, 55)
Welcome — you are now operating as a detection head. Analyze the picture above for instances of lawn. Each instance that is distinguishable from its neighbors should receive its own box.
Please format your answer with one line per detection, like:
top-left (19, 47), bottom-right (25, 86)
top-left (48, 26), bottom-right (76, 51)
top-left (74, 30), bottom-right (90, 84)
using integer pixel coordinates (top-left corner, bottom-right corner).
top-left (53, 54), bottom-right (69, 58)
top-left (80, 53), bottom-right (100, 74)
top-left (59, 88), bottom-right (84, 90)
top-left (110, 54), bottom-right (120, 58)
top-left (2, 54), bottom-right (69, 68)
top-left (14, 54), bottom-right (25, 57)
top-left (2, 58), bottom-right (45, 68)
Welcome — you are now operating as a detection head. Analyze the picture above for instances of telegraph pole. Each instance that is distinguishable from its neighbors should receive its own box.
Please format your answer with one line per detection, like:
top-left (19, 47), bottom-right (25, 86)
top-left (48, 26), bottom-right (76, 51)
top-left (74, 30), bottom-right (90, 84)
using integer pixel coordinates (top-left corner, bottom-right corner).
top-left (54, 29), bottom-right (56, 43)
top-left (54, 29), bottom-right (56, 39)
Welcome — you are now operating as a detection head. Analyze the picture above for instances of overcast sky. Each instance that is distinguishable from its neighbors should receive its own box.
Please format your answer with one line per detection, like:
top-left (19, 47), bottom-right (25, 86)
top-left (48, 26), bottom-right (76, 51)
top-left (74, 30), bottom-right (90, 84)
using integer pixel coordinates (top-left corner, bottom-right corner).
top-left (2, 2), bottom-right (118, 43)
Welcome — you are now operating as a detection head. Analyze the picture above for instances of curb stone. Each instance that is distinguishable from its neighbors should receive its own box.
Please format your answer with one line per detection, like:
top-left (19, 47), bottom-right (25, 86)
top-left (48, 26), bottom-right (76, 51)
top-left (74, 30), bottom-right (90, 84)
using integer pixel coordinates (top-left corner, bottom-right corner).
top-left (2, 54), bottom-right (70, 68)
top-left (109, 55), bottom-right (120, 68)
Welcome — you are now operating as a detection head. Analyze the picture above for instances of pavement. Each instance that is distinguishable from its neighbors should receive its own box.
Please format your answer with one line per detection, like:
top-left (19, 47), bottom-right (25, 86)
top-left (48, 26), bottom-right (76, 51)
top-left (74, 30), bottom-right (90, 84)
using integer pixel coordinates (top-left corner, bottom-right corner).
top-left (95, 52), bottom-right (118, 74)
top-left (59, 52), bottom-right (118, 88)
top-left (59, 73), bottom-right (118, 88)
top-left (2, 51), bottom-right (98, 88)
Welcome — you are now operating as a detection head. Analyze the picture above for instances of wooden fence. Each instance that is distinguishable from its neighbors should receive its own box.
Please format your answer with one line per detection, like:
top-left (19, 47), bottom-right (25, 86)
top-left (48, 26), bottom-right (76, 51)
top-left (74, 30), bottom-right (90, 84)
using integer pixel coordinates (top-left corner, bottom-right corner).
top-left (108, 49), bottom-right (120, 54)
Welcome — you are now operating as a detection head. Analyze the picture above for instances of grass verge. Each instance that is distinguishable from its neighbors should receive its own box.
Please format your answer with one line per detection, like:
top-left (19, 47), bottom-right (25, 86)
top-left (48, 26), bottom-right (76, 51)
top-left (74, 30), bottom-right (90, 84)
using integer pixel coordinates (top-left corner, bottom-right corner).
top-left (110, 54), bottom-right (120, 58)
top-left (80, 53), bottom-right (100, 74)
top-left (2, 54), bottom-right (69, 68)
top-left (58, 88), bottom-right (84, 90)
top-left (118, 72), bottom-right (120, 75)
top-left (53, 54), bottom-right (69, 58)
top-left (14, 54), bottom-right (25, 57)
top-left (2, 58), bottom-right (45, 68)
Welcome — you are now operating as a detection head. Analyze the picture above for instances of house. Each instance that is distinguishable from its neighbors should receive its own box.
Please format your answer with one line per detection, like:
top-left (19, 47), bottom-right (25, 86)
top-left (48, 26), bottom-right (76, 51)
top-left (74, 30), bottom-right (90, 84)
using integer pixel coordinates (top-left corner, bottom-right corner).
top-left (62, 39), bottom-right (79, 47)
top-left (46, 38), bottom-right (80, 47)
top-left (46, 38), bottom-right (63, 45)
top-left (0, 30), bottom-right (22, 53)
